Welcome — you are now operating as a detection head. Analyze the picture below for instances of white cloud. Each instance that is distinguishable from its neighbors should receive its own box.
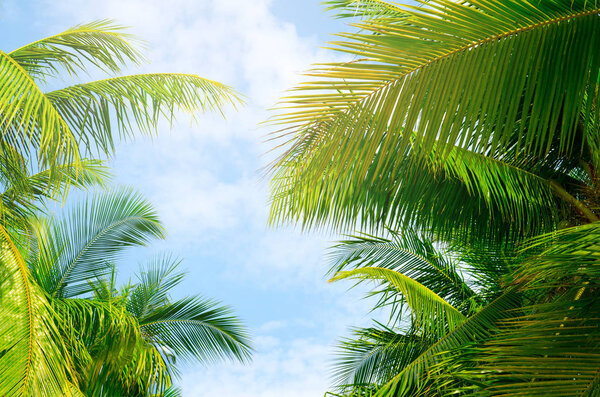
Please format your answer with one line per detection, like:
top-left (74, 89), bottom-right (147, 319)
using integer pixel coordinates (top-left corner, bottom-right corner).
top-left (180, 336), bottom-right (333, 397)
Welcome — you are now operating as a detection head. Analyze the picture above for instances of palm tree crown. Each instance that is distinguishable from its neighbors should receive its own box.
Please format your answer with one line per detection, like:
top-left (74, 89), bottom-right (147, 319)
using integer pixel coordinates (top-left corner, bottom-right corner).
top-left (267, 1), bottom-right (600, 395)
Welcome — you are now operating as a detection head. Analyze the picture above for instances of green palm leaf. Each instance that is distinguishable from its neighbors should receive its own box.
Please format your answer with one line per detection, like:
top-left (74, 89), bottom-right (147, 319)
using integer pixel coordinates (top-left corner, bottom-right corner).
top-left (56, 298), bottom-right (170, 397)
top-left (8, 20), bottom-right (143, 80)
top-left (460, 222), bottom-right (600, 396)
top-left (330, 267), bottom-right (466, 332)
top-left (0, 50), bottom-right (78, 169)
top-left (47, 73), bottom-right (242, 154)
top-left (127, 254), bottom-right (185, 319)
top-left (31, 188), bottom-right (165, 299)
top-left (328, 231), bottom-right (476, 309)
top-left (268, 0), bottom-right (600, 235)
top-left (374, 289), bottom-right (520, 397)
top-left (332, 325), bottom-right (427, 391)
top-left (0, 224), bottom-right (76, 397)
top-left (138, 296), bottom-right (252, 364)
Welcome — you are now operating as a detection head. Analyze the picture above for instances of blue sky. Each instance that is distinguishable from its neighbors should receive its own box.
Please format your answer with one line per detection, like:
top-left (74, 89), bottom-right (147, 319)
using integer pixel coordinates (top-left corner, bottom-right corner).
top-left (1, 1), bottom-right (410, 395)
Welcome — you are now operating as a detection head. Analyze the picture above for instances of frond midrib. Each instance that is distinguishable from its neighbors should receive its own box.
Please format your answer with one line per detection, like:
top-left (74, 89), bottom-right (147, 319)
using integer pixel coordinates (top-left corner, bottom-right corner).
top-left (285, 6), bottom-right (600, 130)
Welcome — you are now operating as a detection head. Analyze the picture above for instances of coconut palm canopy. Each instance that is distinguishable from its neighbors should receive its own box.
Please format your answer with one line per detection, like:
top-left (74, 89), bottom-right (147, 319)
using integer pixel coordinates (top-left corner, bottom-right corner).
top-left (4, 0), bottom-right (600, 396)
top-left (0, 19), bottom-right (251, 397)
top-left (268, 0), bottom-right (600, 396)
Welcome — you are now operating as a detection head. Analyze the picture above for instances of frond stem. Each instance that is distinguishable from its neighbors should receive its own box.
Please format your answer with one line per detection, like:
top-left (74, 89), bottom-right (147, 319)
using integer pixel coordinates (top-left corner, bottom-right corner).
top-left (550, 181), bottom-right (599, 223)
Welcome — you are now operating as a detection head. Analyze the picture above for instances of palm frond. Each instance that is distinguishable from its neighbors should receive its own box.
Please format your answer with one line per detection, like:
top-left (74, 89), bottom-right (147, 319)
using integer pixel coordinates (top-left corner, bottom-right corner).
top-left (374, 289), bottom-right (520, 397)
top-left (332, 324), bottom-right (427, 390)
top-left (516, 221), bottom-right (600, 286)
top-left (127, 254), bottom-right (185, 319)
top-left (453, 222), bottom-right (600, 395)
top-left (328, 231), bottom-right (476, 309)
top-left (8, 20), bottom-right (144, 80)
top-left (269, 133), bottom-right (561, 240)
top-left (0, 224), bottom-right (75, 396)
top-left (55, 298), bottom-right (171, 397)
top-left (0, 160), bottom-right (110, 221)
top-left (138, 296), bottom-right (252, 365)
top-left (268, 0), bottom-right (600, 234)
top-left (0, 50), bottom-right (79, 169)
top-left (47, 73), bottom-right (242, 154)
top-left (31, 188), bottom-right (165, 299)
top-left (330, 267), bottom-right (465, 332)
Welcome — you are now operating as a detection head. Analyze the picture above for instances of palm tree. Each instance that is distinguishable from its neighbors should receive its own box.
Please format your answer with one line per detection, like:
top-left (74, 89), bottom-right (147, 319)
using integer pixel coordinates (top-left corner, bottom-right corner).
top-left (0, 21), bottom-right (247, 396)
top-left (267, 0), bottom-right (600, 395)
top-left (0, 188), bottom-right (251, 396)
top-left (2, 20), bottom-right (241, 178)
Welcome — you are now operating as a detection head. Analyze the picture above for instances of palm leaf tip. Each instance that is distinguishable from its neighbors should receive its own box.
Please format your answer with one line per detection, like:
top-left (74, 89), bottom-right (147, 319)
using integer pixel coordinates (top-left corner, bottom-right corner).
top-left (138, 296), bottom-right (252, 365)
top-left (9, 19), bottom-right (146, 79)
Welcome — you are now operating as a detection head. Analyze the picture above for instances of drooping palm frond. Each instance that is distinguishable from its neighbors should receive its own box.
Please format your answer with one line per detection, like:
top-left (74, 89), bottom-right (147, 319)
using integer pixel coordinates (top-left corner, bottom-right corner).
top-left (0, 224), bottom-right (77, 397)
top-left (328, 231), bottom-right (476, 309)
top-left (138, 296), bottom-right (252, 365)
top-left (2, 21), bottom-right (242, 177)
top-left (47, 73), bottom-right (242, 155)
top-left (268, 0), bottom-right (600, 235)
top-left (330, 267), bottom-right (466, 332)
top-left (269, 131), bottom-right (563, 240)
top-left (374, 289), bottom-right (520, 397)
top-left (0, 50), bottom-right (78, 169)
top-left (332, 324), bottom-right (427, 391)
top-left (8, 20), bottom-right (144, 80)
top-left (30, 188), bottom-right (165, 299)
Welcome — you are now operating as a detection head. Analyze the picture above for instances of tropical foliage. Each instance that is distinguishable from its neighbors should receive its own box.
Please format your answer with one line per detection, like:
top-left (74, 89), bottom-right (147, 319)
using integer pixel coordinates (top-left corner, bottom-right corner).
top-left (1, 20), bottom-right (241, 175)
top-left (0, 21), bottom-right (249, 396)
top-left (267, 0), bottom-right (600, 395)
top-left (0, 188), bottom-right (251, 396)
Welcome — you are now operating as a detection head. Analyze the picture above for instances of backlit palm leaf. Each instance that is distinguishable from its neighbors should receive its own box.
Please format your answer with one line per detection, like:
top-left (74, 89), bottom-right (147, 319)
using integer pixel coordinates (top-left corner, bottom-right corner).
top-left (47, 73), bottom-right (241, 154)
top-left (138, 296), bottom-right (252, 365)
top-left (328, 231), bottom-right (476, 309)
top-left (9, 20), bottom-right (143, 80)
top-left (330, 267), bottom-right (466, 332)
top-left (0, 224), bottom-right (77, 396)
top-left (374, 289), bottom-right (520, 397)
top-left (268, 0), bottom-right (600, 235)
top-left (2, 21), bottom-right (242, 176)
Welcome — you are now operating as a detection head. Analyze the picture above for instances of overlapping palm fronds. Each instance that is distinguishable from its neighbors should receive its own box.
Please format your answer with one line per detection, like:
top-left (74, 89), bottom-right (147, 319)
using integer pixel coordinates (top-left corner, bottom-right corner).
top-left (267, 1), bottom-right (600, 394)
top-left (326, 232), bottom-right (522, 396)
top-left (2, 20), bottom-right (241, 172)
top-left (0, 189), bottom-right (251, 396)
top-left (268, 0), bottom-right (600, 240)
